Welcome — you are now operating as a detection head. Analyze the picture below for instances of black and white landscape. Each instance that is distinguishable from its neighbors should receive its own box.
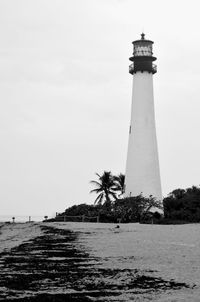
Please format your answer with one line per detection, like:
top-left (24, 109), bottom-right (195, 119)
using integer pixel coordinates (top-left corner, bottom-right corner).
top-left (0, 222), bottom-right (199, 301)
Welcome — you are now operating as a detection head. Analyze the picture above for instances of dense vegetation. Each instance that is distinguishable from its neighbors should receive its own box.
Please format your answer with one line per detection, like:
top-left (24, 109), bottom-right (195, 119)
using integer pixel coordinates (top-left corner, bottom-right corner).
top-left (50, 171), bottom-right (200, 224)
top-left (163, 186), bottom-right (200, 223)
top-left (54, 195), bottom-right (162, 223)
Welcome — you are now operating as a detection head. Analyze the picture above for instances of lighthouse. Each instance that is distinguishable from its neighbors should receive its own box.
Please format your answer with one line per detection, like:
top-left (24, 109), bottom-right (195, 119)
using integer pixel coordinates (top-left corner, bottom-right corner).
top-left (124, 33), bottom-right (162, 201)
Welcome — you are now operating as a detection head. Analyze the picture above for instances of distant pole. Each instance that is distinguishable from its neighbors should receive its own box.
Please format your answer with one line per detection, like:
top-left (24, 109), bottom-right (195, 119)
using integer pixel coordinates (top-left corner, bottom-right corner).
top-left (29, 216), bottom-right (31, 222)
top-left (12, 217), bottom-right (15, 223)
top-left (82, 215), bottom-right (85, 222)
top-left (97, 215), bottom-right (100, 223)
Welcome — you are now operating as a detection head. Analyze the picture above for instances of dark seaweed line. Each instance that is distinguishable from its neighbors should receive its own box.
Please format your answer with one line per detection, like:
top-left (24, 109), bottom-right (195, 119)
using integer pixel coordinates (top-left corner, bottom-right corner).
top-left (0, 225), bottom-right (191, 301)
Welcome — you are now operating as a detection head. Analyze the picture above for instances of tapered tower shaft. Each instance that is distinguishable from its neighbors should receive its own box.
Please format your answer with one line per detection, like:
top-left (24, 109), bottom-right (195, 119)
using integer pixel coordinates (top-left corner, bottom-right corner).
top-left (125, 34), bottom-right (162, 200)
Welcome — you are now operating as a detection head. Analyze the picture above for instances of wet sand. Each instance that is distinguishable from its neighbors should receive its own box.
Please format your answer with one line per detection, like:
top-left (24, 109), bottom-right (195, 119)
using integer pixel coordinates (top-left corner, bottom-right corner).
top-left (0, 223), bottom-right (194, 301)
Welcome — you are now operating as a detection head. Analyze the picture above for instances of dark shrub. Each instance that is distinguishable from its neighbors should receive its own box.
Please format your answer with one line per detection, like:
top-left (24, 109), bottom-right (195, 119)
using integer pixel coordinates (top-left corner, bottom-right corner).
top-left (163, 186), bottom-right (200, 222)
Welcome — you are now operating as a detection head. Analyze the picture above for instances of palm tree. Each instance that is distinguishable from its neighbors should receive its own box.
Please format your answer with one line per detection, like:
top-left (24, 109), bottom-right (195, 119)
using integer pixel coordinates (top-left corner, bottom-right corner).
top-left (90, 171), bottom-right (116, 206)
top-left (113, 173), bottom-right (125, 198)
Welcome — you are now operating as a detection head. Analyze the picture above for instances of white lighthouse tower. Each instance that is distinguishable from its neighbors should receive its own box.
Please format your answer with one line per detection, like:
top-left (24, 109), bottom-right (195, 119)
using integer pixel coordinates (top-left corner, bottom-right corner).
top-left (125, 33), bottom-right (162, 201)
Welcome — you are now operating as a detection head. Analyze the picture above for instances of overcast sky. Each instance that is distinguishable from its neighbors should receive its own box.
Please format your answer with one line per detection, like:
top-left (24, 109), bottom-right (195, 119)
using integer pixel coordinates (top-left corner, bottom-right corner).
top-left (1, 0), bottom-right (200, 217)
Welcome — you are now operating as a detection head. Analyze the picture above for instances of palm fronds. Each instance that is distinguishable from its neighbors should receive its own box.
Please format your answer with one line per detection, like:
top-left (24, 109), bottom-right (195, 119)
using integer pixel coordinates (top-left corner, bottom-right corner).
top-left (90, 171), bottom-right (117, 206)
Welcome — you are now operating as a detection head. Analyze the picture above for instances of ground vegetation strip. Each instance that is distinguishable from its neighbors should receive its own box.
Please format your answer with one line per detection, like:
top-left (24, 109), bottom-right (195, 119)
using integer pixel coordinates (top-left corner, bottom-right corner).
top-left (0, 224), bottom-right (191, 301)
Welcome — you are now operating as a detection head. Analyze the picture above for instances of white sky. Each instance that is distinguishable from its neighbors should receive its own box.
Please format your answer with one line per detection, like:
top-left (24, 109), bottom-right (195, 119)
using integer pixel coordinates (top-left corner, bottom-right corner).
top-left (1, 0), bottom-right (200, 217)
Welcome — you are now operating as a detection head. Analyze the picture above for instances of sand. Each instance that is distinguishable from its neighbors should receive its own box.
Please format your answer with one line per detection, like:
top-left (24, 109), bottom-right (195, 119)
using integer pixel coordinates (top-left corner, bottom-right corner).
top-left (0, 222), bottom-right (199, 301)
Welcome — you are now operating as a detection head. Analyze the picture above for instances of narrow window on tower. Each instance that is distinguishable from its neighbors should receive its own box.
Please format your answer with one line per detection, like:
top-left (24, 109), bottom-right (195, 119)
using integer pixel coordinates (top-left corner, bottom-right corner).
top-left (123, 184), bottom-right (126, 194)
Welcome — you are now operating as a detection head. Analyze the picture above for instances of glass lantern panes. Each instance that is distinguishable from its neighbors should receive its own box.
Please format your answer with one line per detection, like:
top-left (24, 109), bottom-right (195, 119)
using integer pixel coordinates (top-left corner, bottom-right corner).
top-left (134, 44), bottom-right (152, 56)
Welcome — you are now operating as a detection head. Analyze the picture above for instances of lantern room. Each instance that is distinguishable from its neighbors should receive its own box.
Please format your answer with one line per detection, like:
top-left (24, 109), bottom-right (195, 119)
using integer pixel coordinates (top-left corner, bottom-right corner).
top-left (129, 33), bottom-right (157, 75)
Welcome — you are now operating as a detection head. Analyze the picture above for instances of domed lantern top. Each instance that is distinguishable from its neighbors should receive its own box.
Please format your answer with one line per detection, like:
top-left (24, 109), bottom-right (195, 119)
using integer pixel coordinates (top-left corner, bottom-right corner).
top-left (133, 33), bottom-right (153, 57)
top-left (129, 33), bottom-right (157, 75)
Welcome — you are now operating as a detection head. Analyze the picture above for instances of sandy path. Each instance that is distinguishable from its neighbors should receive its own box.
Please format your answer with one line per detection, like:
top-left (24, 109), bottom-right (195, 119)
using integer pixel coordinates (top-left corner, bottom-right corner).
top-left (0, 223), bottom-right (42, 253)
top-left (0, 223), bottom-right (197, 301)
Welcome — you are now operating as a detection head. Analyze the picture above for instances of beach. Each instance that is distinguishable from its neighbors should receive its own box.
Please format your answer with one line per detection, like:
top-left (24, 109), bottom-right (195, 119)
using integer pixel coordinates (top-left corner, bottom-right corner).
top-left (0, 222), bottom-right (199, 301)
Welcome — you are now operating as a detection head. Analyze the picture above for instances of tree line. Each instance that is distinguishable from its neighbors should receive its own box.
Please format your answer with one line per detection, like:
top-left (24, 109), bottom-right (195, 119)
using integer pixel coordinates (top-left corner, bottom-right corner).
top-left (52, 171), bottom-right (200, 224)
top-left (163, 186), bottom-right (200, 222)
